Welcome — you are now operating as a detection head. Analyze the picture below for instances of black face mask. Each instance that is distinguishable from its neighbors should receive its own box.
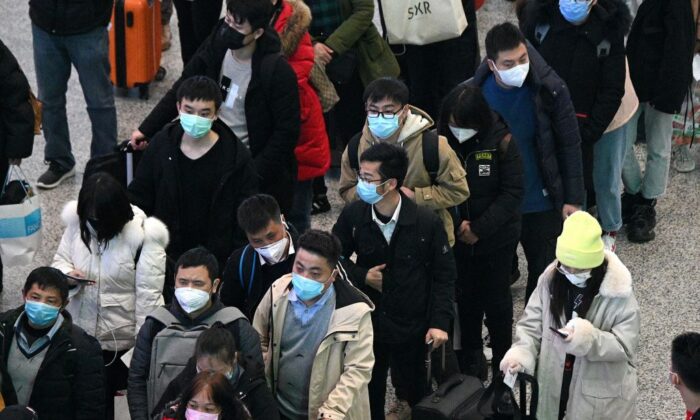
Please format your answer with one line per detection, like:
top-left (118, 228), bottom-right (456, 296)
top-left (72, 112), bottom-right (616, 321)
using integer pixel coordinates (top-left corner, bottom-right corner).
top-left (219, 24), bottom-right (250, 50)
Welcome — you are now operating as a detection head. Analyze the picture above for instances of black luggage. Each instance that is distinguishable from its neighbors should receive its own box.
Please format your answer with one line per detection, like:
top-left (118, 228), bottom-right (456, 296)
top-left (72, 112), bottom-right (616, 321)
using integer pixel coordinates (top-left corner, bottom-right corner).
top-left (478, 372), bottom-right (539, 420)
top-left (83, 140), bottom-right (141, 187)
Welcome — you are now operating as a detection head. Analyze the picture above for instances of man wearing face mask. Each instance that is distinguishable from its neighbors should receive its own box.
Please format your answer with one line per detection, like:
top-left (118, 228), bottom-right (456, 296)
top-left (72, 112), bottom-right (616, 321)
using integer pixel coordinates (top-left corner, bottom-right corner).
top-left (127, 247), bottom-right (264, 420)
top-left (466, 22), bottom-right (584, 302)
top-left (253, 230), bottom-right (375, 420)
top-left (333, 143), bottom-right (456, 419)
top-left (220, 194), bottom-right (298, 320)
top-left (129, 75), bottom-right (258, 288)
top-left (338, 77), bottom-right (469, 247)
top-left (130, 0), bottom-right (300, 215)
top-left (0, 267), bottom-right (105, 419)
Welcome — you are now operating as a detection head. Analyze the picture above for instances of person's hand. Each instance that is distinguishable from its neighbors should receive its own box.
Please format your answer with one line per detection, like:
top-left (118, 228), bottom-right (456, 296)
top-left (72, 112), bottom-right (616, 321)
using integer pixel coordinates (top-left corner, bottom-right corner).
top-left (562, 204), bottom-right (580, 220)
top-left (400, 186), bottom-right (415, 200)
top-left (314, 42), bottom-right (334, 65)
top-left (66, 269), bottom-right (94, 286)
top-left (425, 328), bottom-right (448, 349)
top-left (499, 357), bottom-right (523, 375)
top-left (8, 159), bottom-right (21, 166)
top-left (129, 129), bottom-right (149, 151)
top-left (458, 220), bottom-right (479, 245)
top-left (560, 326), bottom-right (575, 342)
top-left (365, 264), bottom-right (386, 292)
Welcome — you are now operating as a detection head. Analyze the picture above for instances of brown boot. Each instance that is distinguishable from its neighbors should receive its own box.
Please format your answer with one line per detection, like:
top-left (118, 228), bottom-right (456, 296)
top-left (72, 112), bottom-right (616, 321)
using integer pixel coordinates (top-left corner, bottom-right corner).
top-left (161, 24), bottom-right (172, 51)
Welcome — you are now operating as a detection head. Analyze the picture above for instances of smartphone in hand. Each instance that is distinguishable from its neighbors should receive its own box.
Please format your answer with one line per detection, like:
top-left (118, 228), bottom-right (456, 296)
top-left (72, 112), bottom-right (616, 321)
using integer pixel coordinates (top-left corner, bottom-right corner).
top-left (65, 274), bottom-right (96, 285)
top-left (549, 326), bottom-right (570, 338)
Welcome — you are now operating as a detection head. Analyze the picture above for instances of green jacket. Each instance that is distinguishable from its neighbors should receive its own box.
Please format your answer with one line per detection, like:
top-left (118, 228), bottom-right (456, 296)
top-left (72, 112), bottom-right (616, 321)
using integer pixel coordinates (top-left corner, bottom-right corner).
top-left (322, 0), bottom-right (399, 86)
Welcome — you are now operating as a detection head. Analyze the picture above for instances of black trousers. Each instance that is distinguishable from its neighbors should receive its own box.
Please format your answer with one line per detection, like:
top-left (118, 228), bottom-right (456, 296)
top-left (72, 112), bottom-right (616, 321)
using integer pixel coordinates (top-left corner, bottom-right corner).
top-left (521, 209), bottom-right (563, 302)
top-left (172, 0), bottom-right (223, 65)
top-left (103, 349), bottom-right (129, 420)
top-left (455, 241), bottom-right (517, 377)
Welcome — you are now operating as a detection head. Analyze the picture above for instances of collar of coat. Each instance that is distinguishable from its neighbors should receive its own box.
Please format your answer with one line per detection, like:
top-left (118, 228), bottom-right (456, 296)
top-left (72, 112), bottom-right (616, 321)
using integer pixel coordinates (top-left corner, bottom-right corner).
top-left (275, 0), bottom-right (311, 58)
top-left (352, 192), bottom-right (419, 227)
top-left (542, 250), bottom-right (633, 298)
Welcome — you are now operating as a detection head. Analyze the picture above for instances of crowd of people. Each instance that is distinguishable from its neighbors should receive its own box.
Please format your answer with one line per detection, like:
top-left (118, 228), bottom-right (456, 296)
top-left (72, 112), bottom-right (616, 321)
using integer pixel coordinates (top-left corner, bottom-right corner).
top-left (0, 0), bottom-right (699, 418)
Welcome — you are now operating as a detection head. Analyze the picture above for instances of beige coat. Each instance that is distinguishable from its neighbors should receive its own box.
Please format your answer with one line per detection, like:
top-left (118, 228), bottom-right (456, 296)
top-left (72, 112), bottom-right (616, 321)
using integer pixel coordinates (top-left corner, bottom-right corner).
top-left (253, 273), bottom-right (375, 420)
top-left (502, 251), bottom-right (640, 420)
top-left (605, 58), bottom-right (639, 133)
top-left (338, 107), bottom-right (469, 246)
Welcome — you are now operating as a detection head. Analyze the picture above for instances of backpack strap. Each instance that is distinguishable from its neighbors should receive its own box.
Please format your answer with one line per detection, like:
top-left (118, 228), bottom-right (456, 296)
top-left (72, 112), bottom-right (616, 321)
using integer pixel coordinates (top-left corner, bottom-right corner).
top-left (147, 306), bottom-right (179, 327)
top-left (534, 23), bottom-right (550, 45)
top-left (238, 245), bottom-right (256, 295)
top-left (347, 132), bottom-right (363, 174)
top-left (422, 130), bottom-right (440, 185)
top-left (202, 307), bottom-right (246, 327)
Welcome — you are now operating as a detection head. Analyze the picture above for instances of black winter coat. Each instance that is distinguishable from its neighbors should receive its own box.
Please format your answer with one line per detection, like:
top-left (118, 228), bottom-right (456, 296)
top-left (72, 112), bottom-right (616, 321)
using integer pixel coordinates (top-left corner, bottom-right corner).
top-left (153, 357), bottom-right (279, 420)
top-left (626, 0), bottom-right (695, 114)
top-left (127, 299), bottom-right (264, 420)
top-left (443, 113), bottom-right (523, 254)
top-left (29, 0), bottom-right (113, 35)
top-left (128, 119), bottom-right (258, 267)
top-left (138, 21), bottom-right (301, 213)
top-left (468, 44), bottom-right (585, 209)
top-left (0, 39), bottom-right (34, 171)
top-left (332, 195), bottom-right (456, 343)
top-left (0, 308), bottom-right (105, 420)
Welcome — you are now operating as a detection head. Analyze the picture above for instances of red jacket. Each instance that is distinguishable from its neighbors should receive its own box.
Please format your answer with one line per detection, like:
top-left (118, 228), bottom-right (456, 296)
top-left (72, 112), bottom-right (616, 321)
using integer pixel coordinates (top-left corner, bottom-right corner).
top-left (274, 0), bottom-right (330, 181)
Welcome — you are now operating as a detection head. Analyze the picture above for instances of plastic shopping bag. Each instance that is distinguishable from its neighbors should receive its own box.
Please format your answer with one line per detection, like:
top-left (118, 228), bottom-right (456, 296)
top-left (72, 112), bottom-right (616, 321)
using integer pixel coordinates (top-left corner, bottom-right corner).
top-left (672, 80), bottom-right (700, 146)
top-left (0, 166), bottom-right (41, 266)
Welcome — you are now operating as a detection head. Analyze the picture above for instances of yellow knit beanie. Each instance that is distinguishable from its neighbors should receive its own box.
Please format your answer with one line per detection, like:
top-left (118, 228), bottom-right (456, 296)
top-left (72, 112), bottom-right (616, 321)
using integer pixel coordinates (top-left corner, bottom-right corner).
top-left (556, 211), bottom-right (605, 269)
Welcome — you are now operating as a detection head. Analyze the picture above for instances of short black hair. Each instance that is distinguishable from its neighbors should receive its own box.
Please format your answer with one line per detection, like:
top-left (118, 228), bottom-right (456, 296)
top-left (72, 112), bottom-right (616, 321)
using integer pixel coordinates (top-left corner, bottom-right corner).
top-left (359, 142), bottom-right (409, 188)
top-left (176, 247), bottom-right (220, 281)
top-left (438, 84), bottom-right (493, 143)
top-left (195, 324), bottom-right (238, 363)
top-left (176, 75), bottom-right (223, 111)
top-left (23, 267), bottom-right (69, 305)
top-left (485, 22), bottom-right (527, 61)
top-left (297, 230), bottom-right (342, 268)
top-left (672, 332), bottom-right (700, 393)
top-left (362, 77), bottom-right (410, 107)
top-left (237, 194), bottom-right (282, 234)
top-left (226, 0), bottom-right (273, 31)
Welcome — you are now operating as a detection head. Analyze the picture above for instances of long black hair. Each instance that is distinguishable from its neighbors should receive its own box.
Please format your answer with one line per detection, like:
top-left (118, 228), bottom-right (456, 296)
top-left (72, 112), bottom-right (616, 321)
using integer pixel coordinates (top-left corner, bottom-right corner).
top-left (549, 259), bottom-right (608, 328)
top-left (77, 173), bottom-right (134, 253)
top-left (175, 371), bottom-right (250, 420)
top-left (437, 84), bottom-right (494, 149)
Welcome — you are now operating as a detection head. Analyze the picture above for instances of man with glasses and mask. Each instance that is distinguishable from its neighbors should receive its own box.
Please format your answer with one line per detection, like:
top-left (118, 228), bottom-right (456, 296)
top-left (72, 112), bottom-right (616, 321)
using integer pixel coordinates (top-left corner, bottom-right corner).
top-left (220, 194), bottom-right (298, 320)
top-left (338, 77), bottom-right (468, 247)
top-left (129, 0), bottom-right (300, 215)
top-left (465, 22), bottom-right (584, 302)
top-left (334, 143), bottom-right (456, 419)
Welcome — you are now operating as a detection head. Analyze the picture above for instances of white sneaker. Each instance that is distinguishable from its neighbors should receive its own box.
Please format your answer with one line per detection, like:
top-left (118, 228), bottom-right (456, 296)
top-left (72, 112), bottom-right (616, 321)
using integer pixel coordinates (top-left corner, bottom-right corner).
top-left (602, 231), bottom-right (617, 253)
top-left (673, 144), bottom-right (696, 173)
top-left (386, 399), bottom-right (412, 420)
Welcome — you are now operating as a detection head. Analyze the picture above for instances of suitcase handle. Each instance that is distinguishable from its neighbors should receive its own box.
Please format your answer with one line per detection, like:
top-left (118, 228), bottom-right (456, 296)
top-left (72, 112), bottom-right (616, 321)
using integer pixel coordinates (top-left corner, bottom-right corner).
top-left (432, 375), bottom-right (464, 400)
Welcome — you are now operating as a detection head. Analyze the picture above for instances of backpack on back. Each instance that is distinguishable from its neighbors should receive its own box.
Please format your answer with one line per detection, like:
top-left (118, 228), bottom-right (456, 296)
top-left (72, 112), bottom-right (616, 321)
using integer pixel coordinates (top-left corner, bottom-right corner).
top-left (146, 306), bottom-right (245, 414)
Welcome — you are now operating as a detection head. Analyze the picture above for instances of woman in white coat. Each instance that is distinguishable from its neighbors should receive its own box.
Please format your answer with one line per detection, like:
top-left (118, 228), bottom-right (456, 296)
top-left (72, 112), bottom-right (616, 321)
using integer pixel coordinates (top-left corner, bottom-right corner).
top-left (52, 172), bottom-right (169, 420)
top-left (500, 211), bottom-right (640, 420)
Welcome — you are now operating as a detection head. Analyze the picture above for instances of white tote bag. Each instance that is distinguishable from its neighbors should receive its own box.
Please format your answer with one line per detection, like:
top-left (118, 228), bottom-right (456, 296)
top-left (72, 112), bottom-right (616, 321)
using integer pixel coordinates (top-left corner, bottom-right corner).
top-left (379, 0), bottom-right (468, 45)
top-left (0, 166), bottom-right (42, 267)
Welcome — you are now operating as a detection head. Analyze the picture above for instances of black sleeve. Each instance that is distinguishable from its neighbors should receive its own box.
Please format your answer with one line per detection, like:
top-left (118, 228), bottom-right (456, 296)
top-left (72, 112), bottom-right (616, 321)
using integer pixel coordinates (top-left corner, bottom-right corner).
top-left (248, 381), bottom-right (281, 420)
top-left (220, 249), bottom-right (248, 311)
top-left (230, 148), bottom-right (259, 249)
top-left (0, 40), bottom-right (34, 160)
top-left (428, 215), bottom-right (456, 332)
top-left (73, 332), bottom-right (106, 420)
top-left (229, 319), bottom-right (265, 378)
top-left (128, 319), bottom-right (158, 420)
top-left (331, 208), bottom-right (369, 289)
top-left (551, 82), bottom-right (585, 206)
top-left (470, 134), bottom-right (524, 240)
top-left (127, 133), bottom-right (163, 215)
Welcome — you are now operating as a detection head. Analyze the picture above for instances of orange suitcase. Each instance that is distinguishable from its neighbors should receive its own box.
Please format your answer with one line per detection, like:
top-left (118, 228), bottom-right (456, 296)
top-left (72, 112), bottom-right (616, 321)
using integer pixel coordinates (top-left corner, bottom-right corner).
top-left (109, 0), bottom-right (163, 99)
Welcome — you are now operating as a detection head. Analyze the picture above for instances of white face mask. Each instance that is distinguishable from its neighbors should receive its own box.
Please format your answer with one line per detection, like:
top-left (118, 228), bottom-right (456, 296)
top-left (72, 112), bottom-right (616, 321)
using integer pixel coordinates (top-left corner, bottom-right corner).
top-left (175, 287), bottom-right (211, 313)
top-left (449, 125), bottom-right (478, 143)
top-left (255, 235), bottom-right (289, 264)
top-left (493, 61), bottom-right (530, 88)
top-left (557, 265), bottom-right (591, 288)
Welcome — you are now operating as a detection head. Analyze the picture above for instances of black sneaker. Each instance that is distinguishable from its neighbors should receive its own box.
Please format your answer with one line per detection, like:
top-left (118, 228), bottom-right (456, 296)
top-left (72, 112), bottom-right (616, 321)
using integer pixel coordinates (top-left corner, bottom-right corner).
top-left (627, 202), bottom-right (656, 243)
top-left (621, 192), bottom-right (641, 225)
top-left (36, 162), bottom-right (75, 189)
top-left (311, 194), bottom-right (331, 215)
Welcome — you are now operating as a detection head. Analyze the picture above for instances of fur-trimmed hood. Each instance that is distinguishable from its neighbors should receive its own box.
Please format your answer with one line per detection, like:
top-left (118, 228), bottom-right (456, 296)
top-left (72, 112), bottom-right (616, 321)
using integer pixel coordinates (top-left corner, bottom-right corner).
top-left (275, 0), bottom-right (311, 58)
top-left (521, 0), bottom-right (632, 39)
top-left (540, 250), bottom-right (633, 298)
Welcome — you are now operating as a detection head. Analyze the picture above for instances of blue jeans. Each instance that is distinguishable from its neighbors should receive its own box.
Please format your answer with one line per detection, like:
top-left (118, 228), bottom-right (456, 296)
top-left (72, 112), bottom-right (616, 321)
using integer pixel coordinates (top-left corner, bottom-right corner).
top-left (622, 102), bottom-right (674, 199)
top-left (288, 179), bottom-right (312, 234)
top-left (32, 24), bottom-right (117, 170)
top-left (593, 125), bottom-right (627, 232)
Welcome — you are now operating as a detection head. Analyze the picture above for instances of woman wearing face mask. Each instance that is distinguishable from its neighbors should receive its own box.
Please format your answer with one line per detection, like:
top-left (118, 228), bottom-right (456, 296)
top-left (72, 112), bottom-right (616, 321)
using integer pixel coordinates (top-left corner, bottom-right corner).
top-left (165, 371), bottom-right (251, 420)
top-left (154, 326), bottom-right (278, 419)
top-left (52, 172), bottom-right (169, 420)
top-left (437, 84), bottom-right (524, 380)
top-left (500, 211), bottom-right (640, 420)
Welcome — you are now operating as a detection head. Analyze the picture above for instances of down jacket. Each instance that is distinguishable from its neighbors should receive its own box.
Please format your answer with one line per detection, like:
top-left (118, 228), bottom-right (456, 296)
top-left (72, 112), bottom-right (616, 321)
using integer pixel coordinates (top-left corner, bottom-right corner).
top-left (52, 201), bottom-right (169, 351)
top-left (253, 271), bottom-right (375, 420)
top-left (0, 39), bottom-right (34, 168)
top-left (502, 251), bottom-right (640, 420)
top-left (274, 0), bottom-right (330, 181)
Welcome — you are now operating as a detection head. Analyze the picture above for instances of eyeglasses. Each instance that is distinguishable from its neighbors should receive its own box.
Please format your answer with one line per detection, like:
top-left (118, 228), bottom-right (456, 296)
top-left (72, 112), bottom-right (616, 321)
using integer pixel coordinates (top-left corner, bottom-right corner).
top-left (357, 175), bottom-right (386, 184)
top-left (366, 109), bottom-right (401, 119)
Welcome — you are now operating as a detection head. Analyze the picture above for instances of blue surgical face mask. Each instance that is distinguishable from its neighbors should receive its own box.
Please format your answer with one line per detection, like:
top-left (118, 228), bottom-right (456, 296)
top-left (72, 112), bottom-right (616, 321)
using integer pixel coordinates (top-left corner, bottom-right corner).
top-left (367, 113), bottom-right (401, 139)
top-left (356, 178), bottom-right (388, 205)
top-left (291, 271), bottom-right (332, 301)
top-left (179, 112), bottom-right (214, 139)
top-left (559, 0), bottom-right (592, 24)
top-left (24, 300), bottom-right (60, 328)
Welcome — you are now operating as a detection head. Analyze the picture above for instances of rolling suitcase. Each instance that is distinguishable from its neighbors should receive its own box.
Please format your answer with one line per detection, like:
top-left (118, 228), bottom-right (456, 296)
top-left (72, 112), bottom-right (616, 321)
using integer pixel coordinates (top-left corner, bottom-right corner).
top-left (109, 0), bottom-right (163, 99)
top-left (83, 140), bottom-right (142, 188)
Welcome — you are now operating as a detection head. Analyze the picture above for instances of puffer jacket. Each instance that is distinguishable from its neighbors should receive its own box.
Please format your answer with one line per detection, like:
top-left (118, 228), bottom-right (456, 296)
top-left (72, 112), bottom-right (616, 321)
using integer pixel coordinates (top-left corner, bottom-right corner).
top-left (0, 39), bottom-right (34, 168)
top-left (29, 0), bottom-right (113, 35)
top-left (52, 201), bottom-right (169, 351)
top-left (502, 251), bottom-right (640, 420)
top-left (253, 271), bottom-right (375, 420)
top-left (274, 0), bottom-right (330, 181)
top-left (338, 107), bottom-right (469, 246)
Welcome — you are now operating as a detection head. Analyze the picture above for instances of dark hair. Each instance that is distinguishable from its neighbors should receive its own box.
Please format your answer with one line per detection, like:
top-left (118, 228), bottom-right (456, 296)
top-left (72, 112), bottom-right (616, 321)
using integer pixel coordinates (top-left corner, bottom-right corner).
top-left (176, 75), bottom-right (223, 111)
top-left (297, 230), bottom-right (342, 268)
top-left (485, 22), bottom-right (527, 61)
top-left (437, 84), bottom-right (494, 146)
top-left (175, 371), bottom-right (250, 420)
top-left (23, 267), bottom-right (69, 306)
top-left (195, 325), bottom-right (238, 364)
top-left (359, 142), bottom-right (409, 188)
top-left (672, 332), bottom-right (700, 393)
top-left (78, 173), bottom-right (134, 253)
top-left (226, 0), bottom-right (273, 31)
top-left (548, 260), bottom-right (608, 328)
top-left (362, 77), bottom-right (410, 107)
top-left (176, 247), bottom-right (220, 281)
top-left (237, 194), bottom-right (282, 235)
